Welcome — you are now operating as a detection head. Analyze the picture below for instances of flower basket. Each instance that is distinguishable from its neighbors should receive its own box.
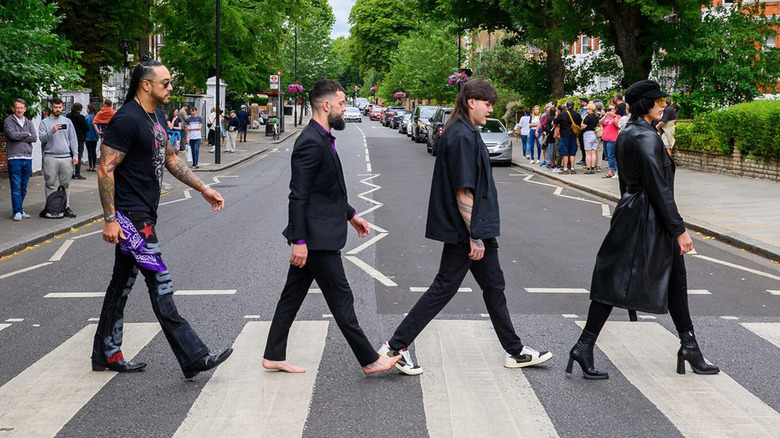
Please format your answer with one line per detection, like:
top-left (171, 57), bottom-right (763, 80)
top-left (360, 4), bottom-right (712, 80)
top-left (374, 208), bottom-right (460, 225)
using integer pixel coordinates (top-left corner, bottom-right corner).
top-left (370, 87), bottom-right (377, 94)
top-left (448, 72), bottom-right (469, 86)
top-left (393, 91), bottom-right (407, 99)
top-left (288, 83), bottom-right (304, 93)
top-left (354, 86), bottom-right (360, 93)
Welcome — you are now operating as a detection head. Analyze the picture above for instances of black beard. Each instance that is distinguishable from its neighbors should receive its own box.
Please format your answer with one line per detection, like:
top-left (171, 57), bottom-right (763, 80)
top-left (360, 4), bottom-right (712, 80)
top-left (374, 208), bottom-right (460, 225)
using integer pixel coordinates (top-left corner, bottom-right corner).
top-left (329, 114), bottom-right (346, 131)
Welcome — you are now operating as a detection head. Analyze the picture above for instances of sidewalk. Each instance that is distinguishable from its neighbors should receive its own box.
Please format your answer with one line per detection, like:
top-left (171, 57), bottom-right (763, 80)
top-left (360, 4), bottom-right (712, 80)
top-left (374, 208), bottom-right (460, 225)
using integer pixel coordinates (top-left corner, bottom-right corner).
top-left (511, 146), bottom-right (780, 262)
top-left (0, 115), bottom-right (306, 258)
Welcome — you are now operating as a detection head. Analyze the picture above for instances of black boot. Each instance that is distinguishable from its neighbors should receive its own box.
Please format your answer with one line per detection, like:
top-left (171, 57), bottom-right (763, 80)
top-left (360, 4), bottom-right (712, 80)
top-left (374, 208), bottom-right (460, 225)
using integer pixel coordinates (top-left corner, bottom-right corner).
top-left (677, 329), bottom-right (719, 375)
top-left (182, 348), bottom-right (233, 379)
top-left (566, 329), bottom-right (609, 379)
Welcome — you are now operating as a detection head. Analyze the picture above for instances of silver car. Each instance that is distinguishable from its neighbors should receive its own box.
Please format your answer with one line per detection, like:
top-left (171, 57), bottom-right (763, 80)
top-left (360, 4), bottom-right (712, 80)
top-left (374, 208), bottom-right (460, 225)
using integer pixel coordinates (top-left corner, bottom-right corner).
top-left (344, 107), bottom-right (362, 123)
top-left (480, 118), bottom-right (512, 165)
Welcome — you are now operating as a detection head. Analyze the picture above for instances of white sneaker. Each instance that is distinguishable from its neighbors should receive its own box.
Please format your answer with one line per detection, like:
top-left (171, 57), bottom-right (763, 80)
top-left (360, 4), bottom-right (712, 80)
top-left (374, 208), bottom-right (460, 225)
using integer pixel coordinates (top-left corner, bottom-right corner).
top-left (504, 346), bottom-right (553, 368)
top-left (378, 341), bottom-right (423, 375)
top-left (13, 212), bottom-right (22, 221)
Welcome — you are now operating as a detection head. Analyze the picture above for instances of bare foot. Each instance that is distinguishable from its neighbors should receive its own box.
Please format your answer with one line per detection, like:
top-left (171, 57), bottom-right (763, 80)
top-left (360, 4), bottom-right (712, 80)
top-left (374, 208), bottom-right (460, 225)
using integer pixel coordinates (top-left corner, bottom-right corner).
top-left (362, 354), bottom-right (401, 375)
top-left (262, 358), bottom-right (306, 373)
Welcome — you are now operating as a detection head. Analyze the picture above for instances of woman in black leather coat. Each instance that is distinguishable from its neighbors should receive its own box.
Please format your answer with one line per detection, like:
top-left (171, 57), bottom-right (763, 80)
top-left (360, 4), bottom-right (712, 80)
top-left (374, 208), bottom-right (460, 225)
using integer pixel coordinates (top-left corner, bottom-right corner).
top-left (566, 80), bottom-right (719, 380)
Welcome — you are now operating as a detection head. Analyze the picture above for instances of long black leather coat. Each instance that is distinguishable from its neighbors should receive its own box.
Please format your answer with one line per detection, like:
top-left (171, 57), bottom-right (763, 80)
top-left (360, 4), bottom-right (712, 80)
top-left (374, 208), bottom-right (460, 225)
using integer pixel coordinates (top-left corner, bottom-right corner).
top-left (590, 117), bottom-right (686, 314)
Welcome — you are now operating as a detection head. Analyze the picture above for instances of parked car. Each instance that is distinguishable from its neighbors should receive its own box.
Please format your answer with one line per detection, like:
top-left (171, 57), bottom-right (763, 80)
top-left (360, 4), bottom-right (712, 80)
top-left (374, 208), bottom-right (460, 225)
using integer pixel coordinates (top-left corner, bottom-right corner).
top-left (426, 106), bottom-right (454, 155)
top-left (480, 118), bottom-right (513, 165)
top-left (363, 104), bottom-right (374, 116)
top-left (355, 97), bottom-right (369, 111)
top-left (390, 109), bottom-right (407, 129)
top-left (411, 105), bottom-right (439, 143)
top-left (369, 105), bottom-right (385, 121)
top-left (344, 106), bottom-right (362, 123)
top-left (382, 106), bottom-right (404, 127)
top-left (405, 114), bottom-right (415, 137)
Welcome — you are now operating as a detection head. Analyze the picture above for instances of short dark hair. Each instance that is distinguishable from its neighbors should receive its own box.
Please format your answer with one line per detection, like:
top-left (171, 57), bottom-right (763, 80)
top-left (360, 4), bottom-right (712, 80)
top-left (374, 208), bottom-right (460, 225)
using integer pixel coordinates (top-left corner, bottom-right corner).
top-left (87, 104), bottom-right (96, 114)
top-left (309, 79), bottom-right (345, 109)
top-left (51, 98), bottom-right (63, 105)
top-left (444, 79), bottom-right (499, 130)
top-left (629, 97), bottom-right (656, 120)
top-left (103, 99), bottom-right (112, 107)
top-left (13, 98), bottom-right (26, 107)
top-left (72, 102), bottom-right (83, 111)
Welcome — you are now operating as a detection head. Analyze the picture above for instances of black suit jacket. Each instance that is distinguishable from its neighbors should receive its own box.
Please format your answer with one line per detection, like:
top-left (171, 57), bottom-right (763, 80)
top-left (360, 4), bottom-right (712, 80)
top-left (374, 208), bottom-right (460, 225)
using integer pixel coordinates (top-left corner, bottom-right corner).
top-left (282, 120), bottom-right (356, 251)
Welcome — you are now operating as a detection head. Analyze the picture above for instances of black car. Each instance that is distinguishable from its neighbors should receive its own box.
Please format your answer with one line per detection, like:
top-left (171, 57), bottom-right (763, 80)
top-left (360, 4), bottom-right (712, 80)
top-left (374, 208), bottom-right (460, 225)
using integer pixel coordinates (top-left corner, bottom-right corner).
top-left (426, 106), bottom-right (454, 155)
top-left (411, 105), bottom-right (438, 143)
top-left (382, 106), bottom-right (405, 127)
top-left (390, 109), bottom-right (407, 129)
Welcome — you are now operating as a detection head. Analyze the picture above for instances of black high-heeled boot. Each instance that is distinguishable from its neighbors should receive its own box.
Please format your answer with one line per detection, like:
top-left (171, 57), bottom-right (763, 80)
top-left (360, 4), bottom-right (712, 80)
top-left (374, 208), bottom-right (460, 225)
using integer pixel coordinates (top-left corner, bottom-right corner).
top-left (677, 329), bottom-right (720, 375)
top-left (566, 329), bottom-right (609, 379)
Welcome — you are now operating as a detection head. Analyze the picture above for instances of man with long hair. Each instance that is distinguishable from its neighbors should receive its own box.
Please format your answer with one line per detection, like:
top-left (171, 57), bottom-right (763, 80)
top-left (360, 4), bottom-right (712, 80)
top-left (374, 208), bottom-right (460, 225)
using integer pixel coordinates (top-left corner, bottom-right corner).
top-left (93, 58), bottom-right (232, 379)
top-left (378, 79), bottom-right (553, 375)
top-left (262, 79), bottom-right (400, 375)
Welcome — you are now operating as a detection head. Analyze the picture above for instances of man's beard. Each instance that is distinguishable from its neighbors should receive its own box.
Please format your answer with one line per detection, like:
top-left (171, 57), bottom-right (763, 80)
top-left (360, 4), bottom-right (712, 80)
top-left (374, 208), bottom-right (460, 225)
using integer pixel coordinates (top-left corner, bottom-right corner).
top-left (329, 113), bottom-right (345, 131)
top-left (52, 110), bottom-right (61, 117)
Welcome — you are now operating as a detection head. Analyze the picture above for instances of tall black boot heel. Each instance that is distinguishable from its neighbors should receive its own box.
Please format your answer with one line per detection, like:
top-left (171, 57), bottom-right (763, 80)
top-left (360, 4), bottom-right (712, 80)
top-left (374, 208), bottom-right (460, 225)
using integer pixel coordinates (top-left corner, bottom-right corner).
top-left (677, 329), bottom-right (720, 375)
top-left (567, 329), bottom-right (609, 380)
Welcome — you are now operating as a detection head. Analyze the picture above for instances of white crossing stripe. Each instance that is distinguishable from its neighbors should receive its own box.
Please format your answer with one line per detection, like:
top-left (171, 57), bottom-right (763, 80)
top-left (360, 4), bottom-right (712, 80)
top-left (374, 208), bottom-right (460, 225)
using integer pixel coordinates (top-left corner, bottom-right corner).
top-left (5, 318), bottom-right (24, 323)
top-left (740, 323), bottom-right (780, 349)
top-left (767, 290), bottom-right (780, 296)
top-left (562, 314), bottom-right (578, 318)
top-left (688, 289), bottom-right (712, 295)
top-left (0, 324), bottom-right (10, 332)
top-left (416, 320), bottom-right (558, 438)
top-left (721, 316), bottom-right (740, 320)
top-left (576, 321), bottom-right (780, 437)
top-left (525, 288), bottom-right (589, 294)
top-left (0, 323), bottom-right (159, 437)
top-left (173, 321), bottom-right (328, 437)
top-left (409, 287), bottom-right (473, 293)
top-left (638, 315), bottom-right (657, 320)
top-left (43, 290), bottom-right (237, 298)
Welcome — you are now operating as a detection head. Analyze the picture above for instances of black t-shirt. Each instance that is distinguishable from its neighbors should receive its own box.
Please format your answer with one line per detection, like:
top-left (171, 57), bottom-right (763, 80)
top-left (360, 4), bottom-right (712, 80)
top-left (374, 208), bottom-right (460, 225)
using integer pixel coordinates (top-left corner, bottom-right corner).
top-left (553, 109), bottom-right (582, 138)
top-left (425, 118), bottom-right (500, 244)
top-left (661, 105), bottom-right (678, 122)
top-left (103, 100), bottom-right (168, 218)
top-left (582, 113), bottom-right (599, 132)
top-left (616, 102), bottom-right (627, 116)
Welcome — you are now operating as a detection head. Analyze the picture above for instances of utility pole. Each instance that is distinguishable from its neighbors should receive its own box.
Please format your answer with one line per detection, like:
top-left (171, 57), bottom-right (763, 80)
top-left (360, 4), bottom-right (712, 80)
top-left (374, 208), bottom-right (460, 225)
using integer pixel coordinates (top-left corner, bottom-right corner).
top-left (294, 26), bottom-right (298, 127)
top-left (215, 0), bottom-right (221, 164)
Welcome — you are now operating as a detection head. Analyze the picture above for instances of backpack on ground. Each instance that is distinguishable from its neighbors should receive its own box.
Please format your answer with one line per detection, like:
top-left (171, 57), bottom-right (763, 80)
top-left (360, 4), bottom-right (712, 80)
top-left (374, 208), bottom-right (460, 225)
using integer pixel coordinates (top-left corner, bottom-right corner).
top-left (39, 185), bottom-right (67, 219)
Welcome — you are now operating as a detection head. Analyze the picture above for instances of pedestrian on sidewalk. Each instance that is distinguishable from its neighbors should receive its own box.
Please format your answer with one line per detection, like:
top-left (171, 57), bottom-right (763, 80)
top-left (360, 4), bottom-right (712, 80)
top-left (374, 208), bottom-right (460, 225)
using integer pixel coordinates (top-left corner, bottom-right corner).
top-left (237, 104), bottom-right (249, 142)
top-left (528, 105), bottom-right (542, 164)
top-left (577, 97), bottom-right (588, 166)
top-left (3, 98), bottom-right (37, 221)
top-left (553, 101), bottom-right (581, 174)
top-left (225, 110), bottom-right (238, 153)
top-left (177, 104), bottom-right (189, 150)
top-left (92, 99), bottom-right (115, 139)
top-left (93, 58), bottom-right (232, 378)
top-left (166, 108), bottom-right (182, 154)
top-left (39, 98), bottom-right (78, 218)
top-left (186, 107), bottom-right (203, 168)
top-left (262, 79), bottom-right (400, 375)
top-left (542, 104), bottom-right (557, 170)
top-left (601, 104), bottom-right (620, 178)
top-left (581, 103), bottom-right (600, 174)
top-left (514, 109), bottom-right (530, 159)
top-left (377, 79), bottom-right (553, 376)
top-left (566, 79), bottom-right (719, 380)
top-left (66, 102), bottom-right (89, 180)
top-left (207, 107), bottom-right (217, 153)
top-left (656, 97), bottom-right (677, 156)
top-left (85, 105), bottom-right (99, 171)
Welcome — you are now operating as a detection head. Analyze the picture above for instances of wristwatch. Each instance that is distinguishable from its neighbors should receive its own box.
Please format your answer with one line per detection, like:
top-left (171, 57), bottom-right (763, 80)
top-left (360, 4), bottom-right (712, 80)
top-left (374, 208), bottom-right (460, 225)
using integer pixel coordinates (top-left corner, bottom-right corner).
top-left (104, 214), bottom-right (116, 223)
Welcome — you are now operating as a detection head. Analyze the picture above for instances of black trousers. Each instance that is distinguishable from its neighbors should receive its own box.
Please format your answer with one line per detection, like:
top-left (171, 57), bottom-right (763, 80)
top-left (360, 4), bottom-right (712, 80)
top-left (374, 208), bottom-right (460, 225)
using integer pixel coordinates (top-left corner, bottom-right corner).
top-left (264, 250), bottom-right (378, 367)
top-left (74, 140), bottom-right (85, 176)
top-left (389, 238), bottom-right (525, 356)
top-left (585, 248), bottom-right (694, 335)
top-left (85, 140), bottom-right (98, 168)
top-left (92, 212), bottom-right (209, 370)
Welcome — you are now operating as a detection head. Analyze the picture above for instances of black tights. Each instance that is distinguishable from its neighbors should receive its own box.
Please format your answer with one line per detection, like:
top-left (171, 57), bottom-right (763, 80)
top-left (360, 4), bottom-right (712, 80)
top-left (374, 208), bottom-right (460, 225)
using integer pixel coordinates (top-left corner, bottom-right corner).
top-left (584, 251), bottom-right (694, 336)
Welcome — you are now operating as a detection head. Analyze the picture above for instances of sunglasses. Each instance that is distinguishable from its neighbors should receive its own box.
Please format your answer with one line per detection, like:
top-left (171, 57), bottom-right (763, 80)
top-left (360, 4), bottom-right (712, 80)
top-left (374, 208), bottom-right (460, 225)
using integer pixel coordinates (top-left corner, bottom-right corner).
top-left (655, 97), bottom-right (667, 106)
top-left (146, 79), bottom-right (173, 87)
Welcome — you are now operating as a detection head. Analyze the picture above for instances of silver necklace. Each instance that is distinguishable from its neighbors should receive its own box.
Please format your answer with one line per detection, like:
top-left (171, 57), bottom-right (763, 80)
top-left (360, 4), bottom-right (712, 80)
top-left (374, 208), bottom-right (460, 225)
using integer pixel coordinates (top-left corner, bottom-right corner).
top-left (136, 98), bottom-right (167, 147)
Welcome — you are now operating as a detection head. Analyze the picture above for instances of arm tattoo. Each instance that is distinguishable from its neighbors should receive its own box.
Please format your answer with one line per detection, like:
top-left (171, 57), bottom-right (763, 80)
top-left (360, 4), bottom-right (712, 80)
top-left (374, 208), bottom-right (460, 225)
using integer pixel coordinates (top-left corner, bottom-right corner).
top-left (165, 144), bottom-right (206, 190)
top-left (97, 145), bottom-right (126, 216)
top-left (456, 189), bottom-right (475, 234)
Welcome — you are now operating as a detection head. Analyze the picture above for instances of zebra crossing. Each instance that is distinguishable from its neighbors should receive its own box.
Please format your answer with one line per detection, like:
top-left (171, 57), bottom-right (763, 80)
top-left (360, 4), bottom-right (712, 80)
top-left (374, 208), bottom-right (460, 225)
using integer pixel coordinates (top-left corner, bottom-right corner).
top-left (1, 319), bottom-right (780, 437)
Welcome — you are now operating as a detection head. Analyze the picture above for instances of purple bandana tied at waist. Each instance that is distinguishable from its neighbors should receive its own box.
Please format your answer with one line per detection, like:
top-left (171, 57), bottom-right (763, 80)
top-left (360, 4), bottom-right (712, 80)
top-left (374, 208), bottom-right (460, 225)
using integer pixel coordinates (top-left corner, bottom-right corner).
top-left (116, 211), bottom-right (167, 272)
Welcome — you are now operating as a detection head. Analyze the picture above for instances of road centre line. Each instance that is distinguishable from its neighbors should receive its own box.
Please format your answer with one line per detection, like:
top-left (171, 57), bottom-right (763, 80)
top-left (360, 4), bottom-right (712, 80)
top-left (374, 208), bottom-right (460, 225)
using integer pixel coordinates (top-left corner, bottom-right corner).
top-left (49, 239), bottom-right (74, 262)
top-left (71, 229), bottom-right (103, 240)
top-left (5, 318), bottom-right (24, 322)
top-left (0, 262), bottom-right (53, 280)
top-left (346, 233), bottom-right (388, 255)
top-left (44, 290), bottom-right (236, 298)
top-left (410, 287), bottom-right (472, 293)
top-left (693, 255), bottom-right (780, 281)
top-left (525, 288), bottom-right (589, 294)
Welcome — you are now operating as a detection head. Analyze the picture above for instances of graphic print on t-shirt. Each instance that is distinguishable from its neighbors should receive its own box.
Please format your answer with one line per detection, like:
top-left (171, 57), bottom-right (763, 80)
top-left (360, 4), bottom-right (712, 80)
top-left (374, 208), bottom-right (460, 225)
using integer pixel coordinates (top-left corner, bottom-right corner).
top-left (151, 121), bottom-right (167, 186)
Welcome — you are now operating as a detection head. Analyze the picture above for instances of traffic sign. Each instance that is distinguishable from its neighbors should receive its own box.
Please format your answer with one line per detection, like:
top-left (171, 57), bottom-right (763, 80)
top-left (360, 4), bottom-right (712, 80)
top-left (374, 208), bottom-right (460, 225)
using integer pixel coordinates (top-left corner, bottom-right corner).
top-left (270, 75), bottom-right (279, 83)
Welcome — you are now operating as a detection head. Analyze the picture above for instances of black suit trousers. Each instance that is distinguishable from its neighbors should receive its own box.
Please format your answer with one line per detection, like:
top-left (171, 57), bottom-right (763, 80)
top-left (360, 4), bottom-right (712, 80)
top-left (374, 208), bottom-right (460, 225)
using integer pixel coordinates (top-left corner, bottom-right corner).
top-left (264, 250), bottom-right (379, 367)
top-left (389, 238), bottom-right (525, 356)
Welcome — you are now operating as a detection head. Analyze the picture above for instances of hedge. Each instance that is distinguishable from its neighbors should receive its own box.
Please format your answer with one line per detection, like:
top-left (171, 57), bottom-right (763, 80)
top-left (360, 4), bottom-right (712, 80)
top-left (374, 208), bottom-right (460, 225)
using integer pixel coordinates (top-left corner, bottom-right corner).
top-left (675, 99), bottom-right (780, 160)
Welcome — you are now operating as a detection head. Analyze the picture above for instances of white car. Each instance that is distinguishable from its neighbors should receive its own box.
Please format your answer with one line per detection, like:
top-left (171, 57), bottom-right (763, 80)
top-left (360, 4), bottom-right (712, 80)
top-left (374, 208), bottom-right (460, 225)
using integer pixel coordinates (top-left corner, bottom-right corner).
top-left (344, 107), bottom-right (362, 123)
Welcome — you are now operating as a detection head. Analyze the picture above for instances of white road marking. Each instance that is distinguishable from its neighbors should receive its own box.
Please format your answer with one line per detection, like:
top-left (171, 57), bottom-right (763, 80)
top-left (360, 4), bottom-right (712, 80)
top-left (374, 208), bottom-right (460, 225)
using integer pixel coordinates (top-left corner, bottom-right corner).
top-left (5, 318), bottom-right (24, 322)
top-left (367, 162), bottom-right (372, 172)
top-left (562, 314), bottom-right (578, 318)
top-left (173, 321), bottom-right (328, 438)
top-left (688, 289), bottom-right (712, 295)
top-left (638, 315), bottom-right (657, 320)
top-left (174, 289), bottom-right (237, 296)
top-left (87, 318), bottom-right (99, 322)
top-left (211, 175), bottom-right (238, 184)
top-left (322, 314), bottom-right (333, 318)
top-left (767, 290), bottom-right (780, 295)
top-left (721, 316), bottom-right (740, 320)
top-left (0, 324), bottom-right (10, 332)
top-left (577, 321), bottom-right (780, 437)
top-left (44, 292), bottom-right (105, 298)
top-left (159, 188), bottom-right (192, 206)
top-left (71, 229), bottom-right (103, 240)
top-left (345, 255), bottom-right (397, 287)
top-left (525, 288), bottom-right (589, 294)
top-left (0, 262), bottom-right (53, 280)
top-left (602, 204), bottom-right (611, 217)
top-left (478, 313), bottom-right (490, 318)
top-left (0, 323), bottom-right (159, 437)
top-left (522, 173), bottom-right (611, 217)
top-left (49, 239), bottom-right (74, 262)
top-left (693, 255), bottom-right (780, 281)
top-left (243, 315), bottom-right (261, 319)
top-left (409, 287), bottom-right (472, 293)
top-left (740, 323), bottom-right (780, 349)
top-left (418, 320), bottom-right (559, 438)
top-left (346, 233), bottom-right (388, 255)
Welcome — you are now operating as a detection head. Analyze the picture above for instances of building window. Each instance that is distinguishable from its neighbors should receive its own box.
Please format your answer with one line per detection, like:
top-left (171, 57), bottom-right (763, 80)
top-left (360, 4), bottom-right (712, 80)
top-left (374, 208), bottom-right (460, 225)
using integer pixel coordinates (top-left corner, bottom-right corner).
top-left (766, 34), bottom-right (777, 49)
top-left (581, 35), bottom-right (589, 53)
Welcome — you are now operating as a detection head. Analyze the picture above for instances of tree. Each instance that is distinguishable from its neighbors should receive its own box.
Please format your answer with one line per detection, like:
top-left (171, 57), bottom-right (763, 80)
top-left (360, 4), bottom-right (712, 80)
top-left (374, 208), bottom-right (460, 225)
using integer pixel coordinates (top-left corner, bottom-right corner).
top-left (0, 1), bottom-right (83, 117)
top-left (282, 0), bottom-right (334, 90)
top-left (54, 0), bottom-right (148, 100)
top-left (658, 2), bottom-right (780, 116)
top-left (348, 0), bottom-right (417, 75)
top-left (325, 36), bottom-right (361, 90)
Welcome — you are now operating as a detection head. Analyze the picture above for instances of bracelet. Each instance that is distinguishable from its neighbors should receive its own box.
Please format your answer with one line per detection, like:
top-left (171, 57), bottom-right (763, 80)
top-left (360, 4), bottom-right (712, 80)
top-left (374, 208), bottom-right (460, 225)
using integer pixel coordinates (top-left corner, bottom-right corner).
top-left (200, 184), bottom-right (210, 193)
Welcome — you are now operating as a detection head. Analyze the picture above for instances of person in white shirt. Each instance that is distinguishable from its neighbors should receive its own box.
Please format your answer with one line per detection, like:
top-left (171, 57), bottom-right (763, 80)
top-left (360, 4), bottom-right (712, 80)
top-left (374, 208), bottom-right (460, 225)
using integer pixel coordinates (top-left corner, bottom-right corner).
top-left (513, 109), bottom-right (531, 159)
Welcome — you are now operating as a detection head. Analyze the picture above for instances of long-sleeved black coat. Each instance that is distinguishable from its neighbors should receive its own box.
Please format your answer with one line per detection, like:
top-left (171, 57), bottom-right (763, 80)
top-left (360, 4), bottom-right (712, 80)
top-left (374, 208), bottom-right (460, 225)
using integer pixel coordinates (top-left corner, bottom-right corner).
top-left (589, 117), bottom-right (686, 314)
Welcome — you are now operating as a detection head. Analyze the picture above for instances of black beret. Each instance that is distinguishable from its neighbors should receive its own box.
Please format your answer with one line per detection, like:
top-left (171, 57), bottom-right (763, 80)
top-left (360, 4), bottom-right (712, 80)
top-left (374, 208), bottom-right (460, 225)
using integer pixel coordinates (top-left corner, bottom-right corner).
top-left (625, 80), bottom-right (669, 106)
top-left (579, 97), bottom-right (589, 103)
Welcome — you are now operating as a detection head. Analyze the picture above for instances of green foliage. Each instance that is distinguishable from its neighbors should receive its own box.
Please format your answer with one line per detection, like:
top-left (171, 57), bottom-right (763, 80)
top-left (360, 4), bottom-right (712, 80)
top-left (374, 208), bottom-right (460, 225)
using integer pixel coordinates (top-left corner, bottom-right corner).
top-left (675, 99), bottom-right (780, 160)
top-left (0, 1), bottom-right (83, 118)
top-left (659, 2), bottom-right (780, 117)
top-left (493, 87), bottom-right (522, 126)
top-left (348, 0), bottom-right (417, 75)
top-left (325, 37), bottom-right (361, 90)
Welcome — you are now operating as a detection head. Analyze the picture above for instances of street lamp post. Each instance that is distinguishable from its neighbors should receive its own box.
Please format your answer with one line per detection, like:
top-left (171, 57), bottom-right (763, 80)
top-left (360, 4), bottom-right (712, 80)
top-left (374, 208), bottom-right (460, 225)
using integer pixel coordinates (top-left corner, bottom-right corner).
top-left (214, 0), bottom-right (221, 164)
top-left (294, 26), bottom-right (298, 128)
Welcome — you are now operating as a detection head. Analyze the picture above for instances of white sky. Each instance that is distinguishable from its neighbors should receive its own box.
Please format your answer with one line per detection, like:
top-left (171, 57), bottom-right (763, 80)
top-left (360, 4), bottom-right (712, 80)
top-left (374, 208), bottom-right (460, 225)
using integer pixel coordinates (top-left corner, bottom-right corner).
top-left (330, 0), bottom-right (356, 38)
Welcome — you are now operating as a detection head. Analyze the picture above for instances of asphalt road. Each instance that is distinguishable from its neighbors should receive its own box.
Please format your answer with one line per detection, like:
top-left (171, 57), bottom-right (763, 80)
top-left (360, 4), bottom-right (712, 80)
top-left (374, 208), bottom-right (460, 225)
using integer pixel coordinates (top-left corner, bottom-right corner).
top-left (1, 116), bottom-right (779, 437)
